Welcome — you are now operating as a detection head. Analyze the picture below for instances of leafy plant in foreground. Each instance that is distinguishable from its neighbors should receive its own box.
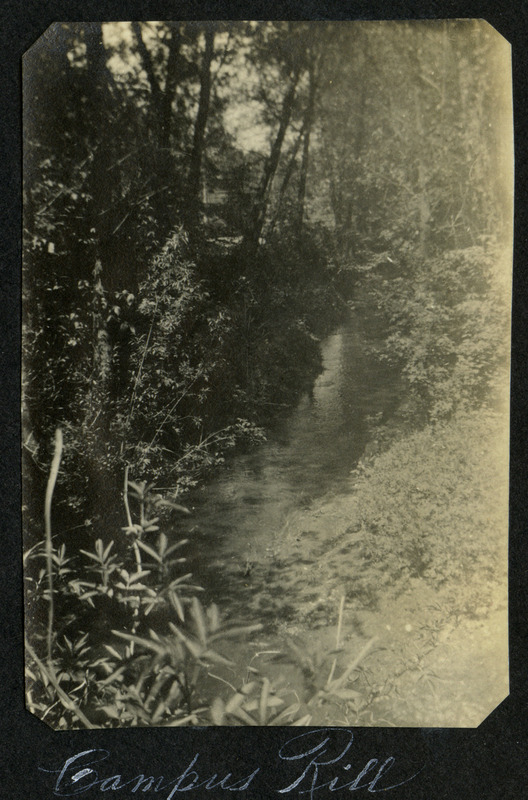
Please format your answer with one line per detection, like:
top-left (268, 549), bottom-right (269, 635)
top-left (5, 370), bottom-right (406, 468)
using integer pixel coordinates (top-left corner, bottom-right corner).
top-left (273, 596), bottom-right (379, 722)
top-left (24, 428), bottom-right (312, 728)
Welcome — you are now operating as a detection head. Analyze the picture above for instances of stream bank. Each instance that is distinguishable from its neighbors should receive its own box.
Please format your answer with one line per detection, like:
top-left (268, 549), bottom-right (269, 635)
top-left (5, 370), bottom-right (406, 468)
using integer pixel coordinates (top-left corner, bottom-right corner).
top-left (180, 308), bottom-right (402, 613)
top-left (178, 313), bottom-right (509, 726)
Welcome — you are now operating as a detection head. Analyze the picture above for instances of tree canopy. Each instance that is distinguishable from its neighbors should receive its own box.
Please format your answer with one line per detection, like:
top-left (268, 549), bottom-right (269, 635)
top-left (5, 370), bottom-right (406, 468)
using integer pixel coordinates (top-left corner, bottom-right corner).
top-left (23, 20), bottom-right (512, 521)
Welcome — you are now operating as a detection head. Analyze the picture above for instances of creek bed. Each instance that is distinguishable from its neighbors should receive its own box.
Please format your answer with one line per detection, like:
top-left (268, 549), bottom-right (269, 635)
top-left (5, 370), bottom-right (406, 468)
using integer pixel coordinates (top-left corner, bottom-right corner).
top-left (171, 311), bottom-right (508, 727)
top-left (178, 311), bottom-right (401, 623)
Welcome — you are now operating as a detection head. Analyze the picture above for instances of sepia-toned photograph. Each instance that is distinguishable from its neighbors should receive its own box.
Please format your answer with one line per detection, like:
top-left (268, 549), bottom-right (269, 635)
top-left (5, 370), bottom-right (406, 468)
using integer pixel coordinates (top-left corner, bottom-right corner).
top-left (23, 20), bottom-right (512, 729)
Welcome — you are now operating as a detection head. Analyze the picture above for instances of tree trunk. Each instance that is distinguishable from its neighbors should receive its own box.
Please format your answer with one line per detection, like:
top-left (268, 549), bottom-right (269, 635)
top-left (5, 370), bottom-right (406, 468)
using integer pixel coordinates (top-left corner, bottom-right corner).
top-left (161, 25), bottom-right (182, 151)
top-left (296, 63), bottom-right (317, 234)
top-left (244, 66), bottom-right (302, 254)
top-left (131, 22), bottom-right (163, 120)
top-left (267, 119), bottom-right (307, 235)
top-left (187, 26), bottom-right (215, 218)
top-left (84, 23), bottom-right (121, 104)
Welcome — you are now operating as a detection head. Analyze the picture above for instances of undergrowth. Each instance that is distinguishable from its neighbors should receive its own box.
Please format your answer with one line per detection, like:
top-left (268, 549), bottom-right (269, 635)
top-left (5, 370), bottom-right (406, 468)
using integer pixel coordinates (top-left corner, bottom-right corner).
top-left (24, 237), bottom-right (511, 728)
top-left (24, 431), bottom-right (377, 728)
top-left (348, 407), bottom-right (509, 594)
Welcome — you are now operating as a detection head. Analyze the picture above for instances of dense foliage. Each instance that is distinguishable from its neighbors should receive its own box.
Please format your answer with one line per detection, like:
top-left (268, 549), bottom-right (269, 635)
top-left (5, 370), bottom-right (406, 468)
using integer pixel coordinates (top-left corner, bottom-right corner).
top-left (23, 21), bottom-right (511, 727)
top-left (360, 239), bottom-right (511, 422)
top-left (23, 22), bottom-right (351, 529)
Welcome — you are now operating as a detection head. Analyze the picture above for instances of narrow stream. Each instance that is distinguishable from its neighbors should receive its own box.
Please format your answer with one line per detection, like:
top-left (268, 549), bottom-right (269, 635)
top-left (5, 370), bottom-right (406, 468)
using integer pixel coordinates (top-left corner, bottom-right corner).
top-left (179, 311), bottom-right (400, 622)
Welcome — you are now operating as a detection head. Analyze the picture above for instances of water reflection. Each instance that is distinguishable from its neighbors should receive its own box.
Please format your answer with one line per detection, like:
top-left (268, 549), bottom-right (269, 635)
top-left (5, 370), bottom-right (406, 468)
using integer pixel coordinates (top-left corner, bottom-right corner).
top-left (179, 315), bottom-right (399, 613)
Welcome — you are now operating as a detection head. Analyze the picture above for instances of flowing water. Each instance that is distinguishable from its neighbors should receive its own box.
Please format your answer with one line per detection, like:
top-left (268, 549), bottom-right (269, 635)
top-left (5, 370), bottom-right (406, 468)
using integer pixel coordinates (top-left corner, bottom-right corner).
top-left (70, 308), bottom-right (507, 728)
top-left (179, 311), bottom-right (401, 623)
top-left (167, 311), bottom-right (507, 728)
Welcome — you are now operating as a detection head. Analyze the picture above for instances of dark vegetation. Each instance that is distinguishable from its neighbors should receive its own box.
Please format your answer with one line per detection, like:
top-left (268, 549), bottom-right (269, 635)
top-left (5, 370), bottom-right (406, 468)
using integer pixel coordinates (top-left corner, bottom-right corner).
top-left (23, 21), bottom-right (512, 727)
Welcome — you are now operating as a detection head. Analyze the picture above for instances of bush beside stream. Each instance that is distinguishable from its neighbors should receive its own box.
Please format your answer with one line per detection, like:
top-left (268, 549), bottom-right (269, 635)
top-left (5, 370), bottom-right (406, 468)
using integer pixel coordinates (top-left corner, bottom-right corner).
top-left (24, 238), bottom-right (511, 728)
top-left (23, 21), bottom-right (511, 729)
top-left (238, 238), bottom-right (511, 727)
top-left (227, 407), bottom-right (508, 727)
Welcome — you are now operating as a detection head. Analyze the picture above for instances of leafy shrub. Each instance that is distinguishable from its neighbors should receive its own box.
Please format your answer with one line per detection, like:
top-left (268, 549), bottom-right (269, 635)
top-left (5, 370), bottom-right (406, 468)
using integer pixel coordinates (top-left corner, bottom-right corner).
top-left (361, 239), bottom-right (510, 422)
top-left (348, 407), bottom-right (508, 593)
top-left (114, 230), bottom-right (266, 489)
top-left (24, 437), bottom-right (311, 729)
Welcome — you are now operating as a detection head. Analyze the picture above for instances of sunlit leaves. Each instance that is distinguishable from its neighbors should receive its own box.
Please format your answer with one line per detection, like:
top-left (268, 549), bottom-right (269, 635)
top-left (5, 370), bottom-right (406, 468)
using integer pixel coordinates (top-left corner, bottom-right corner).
top-left (365, 241), bottom-right (510, 422)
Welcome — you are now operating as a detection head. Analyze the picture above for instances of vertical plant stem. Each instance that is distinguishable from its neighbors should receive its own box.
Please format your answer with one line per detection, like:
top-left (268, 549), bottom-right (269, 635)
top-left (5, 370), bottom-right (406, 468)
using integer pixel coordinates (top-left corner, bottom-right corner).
top-left (326, 594), bottom-right (345, 687)
top-left (123, 464), bottom-right (133, 528)
top-left (44, 428), bottom-right (63, 665)
top-left (123, 465), bottom-right (142, 572)
top-left (336, 594), bottom-right (345, 649)
top-left (330, 636), bottom-right (378, 692)
top-left (127, 297), bottom-right (158, 428)
top-left (135, 498), bottom-right (145, 568)
top-left (123, 465), bottom-right (141, 651)
top-left (132, 541), bottom-right (142, 573)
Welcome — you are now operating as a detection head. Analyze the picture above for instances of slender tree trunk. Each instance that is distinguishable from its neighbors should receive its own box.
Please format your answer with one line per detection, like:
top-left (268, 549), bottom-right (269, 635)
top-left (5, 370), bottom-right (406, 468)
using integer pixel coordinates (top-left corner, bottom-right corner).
top-left (267, 119), bottom-right (307, 235)
top-left (296, 64), bottom-right (317, 234)
top-left (187, 26), bottom-right (215, 218)
top-left (343, 34), bottom-right (369, 258)
top-left (244, 66), bottom-right (302, 254)
top-left (161, 26), bottom-right (182, 151)
top-left (279, 122), bottom-right (306, 198)
top-left (83, 27), bottom-right (115, 399)
top-left (131, 22), bottom-right (163, 118)
top-left (132, 22), bottom-right (184, 154)
top-left (85, 23), bottom-right (121, 104)
top-left (328, 171), bottom-right (343, 231)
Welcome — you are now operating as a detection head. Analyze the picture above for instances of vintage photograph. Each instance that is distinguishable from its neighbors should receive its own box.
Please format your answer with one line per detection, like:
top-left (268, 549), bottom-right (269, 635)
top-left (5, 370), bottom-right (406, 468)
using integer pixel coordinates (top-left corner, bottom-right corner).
top-left (23, 20), bottom-right (512, 729)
